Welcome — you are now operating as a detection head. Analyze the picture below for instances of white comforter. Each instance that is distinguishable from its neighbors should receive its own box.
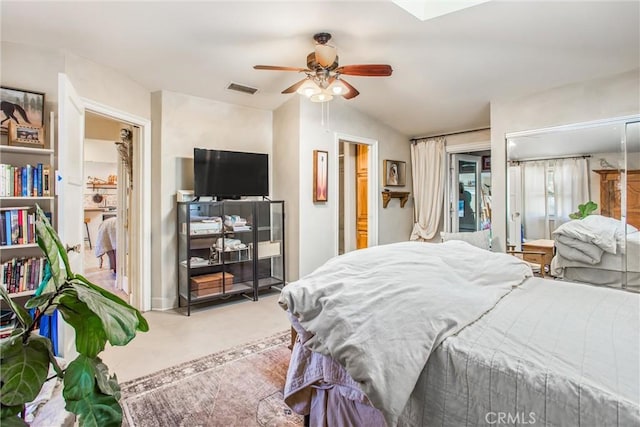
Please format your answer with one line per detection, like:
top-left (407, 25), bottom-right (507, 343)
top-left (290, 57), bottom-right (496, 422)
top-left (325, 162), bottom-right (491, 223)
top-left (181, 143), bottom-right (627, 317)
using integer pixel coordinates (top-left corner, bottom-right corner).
top-left (278, 241), bottom-right (532, 426)
top-left (94, 217), bottom-right (117, 258)
top-left (552, 215), bottom-right (634, 264)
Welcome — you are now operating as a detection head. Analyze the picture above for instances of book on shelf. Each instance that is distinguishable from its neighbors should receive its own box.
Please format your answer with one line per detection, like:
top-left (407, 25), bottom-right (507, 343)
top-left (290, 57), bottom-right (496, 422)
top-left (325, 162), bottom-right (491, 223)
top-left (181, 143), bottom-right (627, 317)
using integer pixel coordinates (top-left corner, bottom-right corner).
top-left (1, 256), bottom-right (47, 295)
top-left (43, 165), bottom-right (51, 196)
top-left (0, 207), bottom-right (41, 246)
top-left (0, 163), bottom-right (50, 197)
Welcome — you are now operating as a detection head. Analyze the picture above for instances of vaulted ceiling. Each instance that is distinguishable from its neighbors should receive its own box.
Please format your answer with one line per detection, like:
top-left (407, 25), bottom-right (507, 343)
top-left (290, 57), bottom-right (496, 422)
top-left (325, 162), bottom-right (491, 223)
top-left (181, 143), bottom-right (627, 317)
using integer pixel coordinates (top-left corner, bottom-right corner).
top-left (1, 1), bottom-right (638, 137)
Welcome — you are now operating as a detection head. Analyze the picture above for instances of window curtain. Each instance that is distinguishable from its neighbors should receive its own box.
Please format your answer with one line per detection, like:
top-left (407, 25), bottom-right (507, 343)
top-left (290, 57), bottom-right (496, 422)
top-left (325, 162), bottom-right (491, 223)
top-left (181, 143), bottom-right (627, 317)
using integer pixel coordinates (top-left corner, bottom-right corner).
top-left (522, 161), bottom-right (548, 240)
top-left (553, 157), bottom-right (589, 228)
top-left (410, 137), bottom-right (445, 241)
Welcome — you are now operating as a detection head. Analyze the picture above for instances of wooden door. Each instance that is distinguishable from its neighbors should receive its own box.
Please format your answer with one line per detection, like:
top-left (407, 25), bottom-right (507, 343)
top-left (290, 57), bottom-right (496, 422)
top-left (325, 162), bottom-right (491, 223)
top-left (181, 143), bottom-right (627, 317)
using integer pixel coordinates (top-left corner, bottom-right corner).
top-left (356, 145), bottom-right (368, 249)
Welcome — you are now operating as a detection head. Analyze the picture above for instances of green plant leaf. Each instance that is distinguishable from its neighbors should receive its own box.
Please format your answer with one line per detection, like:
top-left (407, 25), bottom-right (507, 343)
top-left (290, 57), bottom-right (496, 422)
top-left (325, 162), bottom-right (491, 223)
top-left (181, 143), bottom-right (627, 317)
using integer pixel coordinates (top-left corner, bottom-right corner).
top-left (0, 403), bottom-right (24, 419)
top-left (24, 292), bottom-right (56, 309)
top-left (0, 287), bottom-right (33, 331)
top-left (65, 390), bottom-right (122, 427)
top-left (74, 274), bottom-right (149, 332)
top-left (63, 355), bottom-right (97, 401)
top-left (70, 282), bottom-right (145, 346)
top-left (57, 293), bottom-right (108, 358)
top-left (35, 204), bottom-right (68, 286)
top-left (63, 356), bottom-right (123, 426)
top-left (94, 360), bottom-right (121, 399)
top-left (29, 335), bottom-right (63, 378)
top-left (583, 201), bottom-right (598, 216)
top-left (0, 413), bottom-right (29, 426)
top-left (0, 336), bottom-right (50, 406)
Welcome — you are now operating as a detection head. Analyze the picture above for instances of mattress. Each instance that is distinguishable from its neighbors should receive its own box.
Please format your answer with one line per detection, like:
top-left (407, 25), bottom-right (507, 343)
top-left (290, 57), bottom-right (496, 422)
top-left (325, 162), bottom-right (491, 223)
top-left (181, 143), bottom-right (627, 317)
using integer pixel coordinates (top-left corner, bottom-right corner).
top-left (409, 277), bottom-right (639, 426)
top-left (561, 267), bottom-right (640, 290)
top-left (285, 278), bottom-right (640, 426)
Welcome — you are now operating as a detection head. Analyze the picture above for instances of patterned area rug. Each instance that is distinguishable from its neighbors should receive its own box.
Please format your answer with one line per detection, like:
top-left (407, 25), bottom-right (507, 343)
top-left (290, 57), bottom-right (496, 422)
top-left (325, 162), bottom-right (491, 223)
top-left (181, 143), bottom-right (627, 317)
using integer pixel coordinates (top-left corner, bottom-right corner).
top-left (120, 331), bottom-right (303, 427)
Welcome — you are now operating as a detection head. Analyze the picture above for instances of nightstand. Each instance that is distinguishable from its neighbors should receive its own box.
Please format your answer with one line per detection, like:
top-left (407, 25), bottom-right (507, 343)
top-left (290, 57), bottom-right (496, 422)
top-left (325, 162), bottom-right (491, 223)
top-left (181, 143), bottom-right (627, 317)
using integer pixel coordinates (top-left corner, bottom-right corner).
top-left (522, 239), bottom-right (555, 275)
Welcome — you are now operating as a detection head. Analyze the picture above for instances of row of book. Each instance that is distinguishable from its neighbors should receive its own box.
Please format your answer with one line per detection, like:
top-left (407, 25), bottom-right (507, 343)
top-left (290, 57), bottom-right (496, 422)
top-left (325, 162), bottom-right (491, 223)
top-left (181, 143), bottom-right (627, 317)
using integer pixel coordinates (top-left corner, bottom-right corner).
top-left (1, 256), bottom-right (48, 295)
top-left (0, 207), bottom-right (40, 246)
top-left (0, 163), bottom-right (51, 197)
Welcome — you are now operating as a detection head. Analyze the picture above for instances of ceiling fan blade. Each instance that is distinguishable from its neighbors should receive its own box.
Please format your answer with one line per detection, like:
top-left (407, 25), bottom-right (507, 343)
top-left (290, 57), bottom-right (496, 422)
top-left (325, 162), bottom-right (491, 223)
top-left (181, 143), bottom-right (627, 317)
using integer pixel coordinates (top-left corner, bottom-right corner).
top-left (281, 78), bottom-right (307, 94)
top-left (335, 64), bottom-right (393, 77)
top-left (339, 79), bottom-right (360, 100)
top-left (254, 65), bottom-right (310, 72)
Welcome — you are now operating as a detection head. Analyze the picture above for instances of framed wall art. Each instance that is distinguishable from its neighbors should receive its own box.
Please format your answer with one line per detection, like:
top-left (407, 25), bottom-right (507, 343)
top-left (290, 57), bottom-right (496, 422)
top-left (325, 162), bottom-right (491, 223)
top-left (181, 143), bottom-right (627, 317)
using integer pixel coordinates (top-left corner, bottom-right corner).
top-left (313, 150), bottom-right (328, 202)
top-left (383, 159), bottom-right (406, 186)
top-left (1, 86), bottom-right (46, 134)
top-left (8, 121), bottom-right (44, 148)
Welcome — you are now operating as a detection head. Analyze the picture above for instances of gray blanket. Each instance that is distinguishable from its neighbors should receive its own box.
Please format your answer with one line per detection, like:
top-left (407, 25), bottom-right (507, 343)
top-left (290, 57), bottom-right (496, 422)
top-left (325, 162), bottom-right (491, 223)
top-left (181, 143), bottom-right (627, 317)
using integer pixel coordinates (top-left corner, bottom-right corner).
top-left (279, 241), bottom-right (532, 426)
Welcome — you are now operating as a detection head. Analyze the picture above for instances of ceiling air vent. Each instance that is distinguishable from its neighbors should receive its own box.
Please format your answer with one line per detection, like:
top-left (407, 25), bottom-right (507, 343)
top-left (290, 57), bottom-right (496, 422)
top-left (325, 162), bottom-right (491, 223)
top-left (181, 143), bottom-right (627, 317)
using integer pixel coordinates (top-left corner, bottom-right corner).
top-left (226, 82), bottom-right (258, 95)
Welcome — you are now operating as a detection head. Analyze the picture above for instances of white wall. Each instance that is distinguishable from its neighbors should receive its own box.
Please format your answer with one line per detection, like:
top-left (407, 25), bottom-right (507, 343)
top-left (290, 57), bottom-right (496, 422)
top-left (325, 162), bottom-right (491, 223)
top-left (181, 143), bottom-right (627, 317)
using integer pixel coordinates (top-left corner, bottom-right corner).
top-left (64, 54), bottom-right (150, 120)
top-left (151, 90), bottom-right (273, 309)
top-left (272, 97), bottom-right (301, 282)
top-left (491, 69), bottom-right (640, 251)
top-left (296, 99), bottom-right (412, 278)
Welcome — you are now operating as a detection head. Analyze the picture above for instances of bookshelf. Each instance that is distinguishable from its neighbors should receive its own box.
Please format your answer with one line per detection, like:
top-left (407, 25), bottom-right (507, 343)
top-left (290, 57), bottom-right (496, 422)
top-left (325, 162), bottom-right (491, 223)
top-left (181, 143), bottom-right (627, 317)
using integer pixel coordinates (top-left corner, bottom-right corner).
top-left (0, 140), bottom-right (55, 299)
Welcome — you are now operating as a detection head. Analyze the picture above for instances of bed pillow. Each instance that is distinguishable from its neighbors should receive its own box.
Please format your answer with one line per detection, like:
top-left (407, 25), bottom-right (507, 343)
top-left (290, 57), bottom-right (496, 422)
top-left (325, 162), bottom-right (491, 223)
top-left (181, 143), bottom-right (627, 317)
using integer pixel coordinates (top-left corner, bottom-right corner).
top-left (440, 229), bottom-right (491, 251)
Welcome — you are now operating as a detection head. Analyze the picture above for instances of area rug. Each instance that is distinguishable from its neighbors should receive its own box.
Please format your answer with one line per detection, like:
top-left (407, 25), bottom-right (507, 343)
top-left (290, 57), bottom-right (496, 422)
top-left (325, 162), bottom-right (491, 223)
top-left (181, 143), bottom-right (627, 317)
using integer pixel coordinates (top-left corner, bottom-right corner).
top-left (119, 331), bottom-right (303, 427)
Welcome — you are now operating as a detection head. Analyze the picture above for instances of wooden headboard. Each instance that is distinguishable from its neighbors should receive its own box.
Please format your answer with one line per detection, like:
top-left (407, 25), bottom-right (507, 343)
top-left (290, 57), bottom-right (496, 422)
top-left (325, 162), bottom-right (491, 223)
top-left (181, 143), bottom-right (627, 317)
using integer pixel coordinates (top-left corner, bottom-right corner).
top-left (594, 169), bottom-right (640, 229)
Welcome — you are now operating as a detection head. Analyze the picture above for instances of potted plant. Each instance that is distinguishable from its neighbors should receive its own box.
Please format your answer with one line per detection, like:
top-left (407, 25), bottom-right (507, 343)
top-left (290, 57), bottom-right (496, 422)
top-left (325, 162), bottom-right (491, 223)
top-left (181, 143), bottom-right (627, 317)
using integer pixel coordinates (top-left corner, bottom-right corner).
top-left (1, 205), bottom-right (149, 426)
top-left (569, 201), bottom-right (598, 219)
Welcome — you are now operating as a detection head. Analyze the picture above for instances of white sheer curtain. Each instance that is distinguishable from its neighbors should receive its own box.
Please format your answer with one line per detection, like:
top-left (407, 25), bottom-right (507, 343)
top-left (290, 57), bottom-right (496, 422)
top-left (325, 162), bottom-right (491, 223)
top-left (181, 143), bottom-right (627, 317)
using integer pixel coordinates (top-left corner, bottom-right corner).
top-left (522, 161), bottom-right (548, 240)
top-left (553, 158), bottom-right (589, 228)
top-left (410, 137), bottom-right (445, 241)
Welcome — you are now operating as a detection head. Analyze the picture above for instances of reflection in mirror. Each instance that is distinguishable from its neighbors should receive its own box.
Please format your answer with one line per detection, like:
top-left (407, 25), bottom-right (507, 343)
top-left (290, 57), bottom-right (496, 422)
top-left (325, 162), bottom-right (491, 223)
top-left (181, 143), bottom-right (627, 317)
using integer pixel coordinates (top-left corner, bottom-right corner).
top-left (506, 117), bottom-right (639, 291)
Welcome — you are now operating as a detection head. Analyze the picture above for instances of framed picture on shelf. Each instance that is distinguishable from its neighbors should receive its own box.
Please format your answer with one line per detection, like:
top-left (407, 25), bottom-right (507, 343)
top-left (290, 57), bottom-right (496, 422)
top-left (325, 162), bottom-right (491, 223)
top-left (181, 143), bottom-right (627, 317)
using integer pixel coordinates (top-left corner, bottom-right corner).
top-left (482, 155), bottom-right (491, 171)
top-left (8, 122), bottom-right (44, 148)
top-left (313, 150), bottom-right (328, 202)
top-left (383, 159), bottom-right (406, 186)
top-left (1, 86), bottom-right (46, 134)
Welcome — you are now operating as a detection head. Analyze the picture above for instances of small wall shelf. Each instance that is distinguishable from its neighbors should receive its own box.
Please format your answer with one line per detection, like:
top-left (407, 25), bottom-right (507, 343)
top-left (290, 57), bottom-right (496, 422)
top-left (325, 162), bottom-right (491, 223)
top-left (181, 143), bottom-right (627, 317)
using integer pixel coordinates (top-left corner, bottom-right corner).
top-left (86, 183), bottom-right (117, 189)
top-left (381, 191), bottom-right (410, 208)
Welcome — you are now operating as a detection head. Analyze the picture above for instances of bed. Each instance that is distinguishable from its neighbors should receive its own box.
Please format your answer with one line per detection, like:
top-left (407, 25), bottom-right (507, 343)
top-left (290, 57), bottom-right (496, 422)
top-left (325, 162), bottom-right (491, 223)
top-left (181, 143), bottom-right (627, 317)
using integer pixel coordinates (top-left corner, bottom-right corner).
top-left (279, 241), bottom-right (640, 426)
top-left (550, 215), bottom-right (640, 290)
top-left (94, 216), bottom-right (117, 272)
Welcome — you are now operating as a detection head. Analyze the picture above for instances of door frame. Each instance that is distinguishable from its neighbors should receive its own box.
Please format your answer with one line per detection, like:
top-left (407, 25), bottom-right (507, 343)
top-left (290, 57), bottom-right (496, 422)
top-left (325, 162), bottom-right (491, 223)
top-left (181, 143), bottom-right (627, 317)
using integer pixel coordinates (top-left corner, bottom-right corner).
top-left (444, 141), bottom-right (490, 232)
top-left (333, 133), bottom-right (378, 256)
top-left (82, 98), bottom-right (151, 312)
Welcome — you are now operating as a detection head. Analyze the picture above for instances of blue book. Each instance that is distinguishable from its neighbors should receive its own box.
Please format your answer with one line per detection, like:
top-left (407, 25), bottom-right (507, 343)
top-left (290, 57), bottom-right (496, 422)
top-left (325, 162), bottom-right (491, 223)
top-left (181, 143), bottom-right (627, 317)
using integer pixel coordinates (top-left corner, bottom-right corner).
top-left (21, 168), bottom-right (27, 197)
top-left (0, 213), bottom-right (5, 246)
top-left (37, 163), bottom-right (43, 197)
top-left (5, 212), bottom-right (12, 246)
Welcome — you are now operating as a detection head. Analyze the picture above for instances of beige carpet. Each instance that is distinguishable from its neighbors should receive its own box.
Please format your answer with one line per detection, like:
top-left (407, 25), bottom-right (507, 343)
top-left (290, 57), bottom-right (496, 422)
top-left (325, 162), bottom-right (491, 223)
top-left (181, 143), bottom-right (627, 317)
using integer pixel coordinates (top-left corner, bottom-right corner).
top-left (119, 331), bottom-right (303, 427)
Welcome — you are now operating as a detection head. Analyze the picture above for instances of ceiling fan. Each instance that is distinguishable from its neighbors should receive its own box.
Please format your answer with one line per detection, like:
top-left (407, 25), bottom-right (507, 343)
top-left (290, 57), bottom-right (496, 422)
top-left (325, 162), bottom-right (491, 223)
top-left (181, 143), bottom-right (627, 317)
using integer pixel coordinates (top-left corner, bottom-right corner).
top-left (254, 33), bottom-right (393, 102)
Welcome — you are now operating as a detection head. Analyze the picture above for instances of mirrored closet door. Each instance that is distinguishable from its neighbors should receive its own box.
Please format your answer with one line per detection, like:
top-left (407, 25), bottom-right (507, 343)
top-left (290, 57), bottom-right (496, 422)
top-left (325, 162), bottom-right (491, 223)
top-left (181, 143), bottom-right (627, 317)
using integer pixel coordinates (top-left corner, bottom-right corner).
top-left (506, 115), bottom-right (640, 290)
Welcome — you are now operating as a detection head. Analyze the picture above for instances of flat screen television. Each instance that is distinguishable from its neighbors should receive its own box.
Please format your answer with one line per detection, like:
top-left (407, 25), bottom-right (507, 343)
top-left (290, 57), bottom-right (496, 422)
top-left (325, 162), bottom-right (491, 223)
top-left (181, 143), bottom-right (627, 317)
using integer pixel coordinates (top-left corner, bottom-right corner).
top-left (193, 148), bottom-right (269, 198)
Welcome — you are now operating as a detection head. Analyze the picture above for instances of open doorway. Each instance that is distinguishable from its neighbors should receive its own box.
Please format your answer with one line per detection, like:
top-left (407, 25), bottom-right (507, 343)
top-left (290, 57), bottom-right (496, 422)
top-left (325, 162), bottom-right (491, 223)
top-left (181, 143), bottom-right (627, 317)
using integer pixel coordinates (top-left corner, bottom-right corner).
top-left (448, 149), bottom-right (492, 232)
top-left (82, 112), bottom-right (132, 301)
top-left (337, 136), bottom-right (377, 255)
top-left (338, 142), bottom-right (368, 254)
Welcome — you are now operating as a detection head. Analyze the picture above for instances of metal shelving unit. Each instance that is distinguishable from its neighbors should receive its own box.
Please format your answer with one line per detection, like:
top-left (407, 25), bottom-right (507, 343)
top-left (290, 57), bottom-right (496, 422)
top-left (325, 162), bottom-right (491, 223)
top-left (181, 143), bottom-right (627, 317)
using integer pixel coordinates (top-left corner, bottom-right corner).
top-left (177, 200), bottom-right (285, 315)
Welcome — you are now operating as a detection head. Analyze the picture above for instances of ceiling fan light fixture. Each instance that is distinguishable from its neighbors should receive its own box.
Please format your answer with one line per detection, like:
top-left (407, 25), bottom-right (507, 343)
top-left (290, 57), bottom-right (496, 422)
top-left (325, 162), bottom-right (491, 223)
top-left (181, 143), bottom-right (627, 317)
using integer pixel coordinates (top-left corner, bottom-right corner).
top-left (310, 90), bottom-right (334, 103)
top-left (328, 79), bottom-right (348, 95)
top-left (315, 44), bottom-right (337, 68)
top-left (296, 79), bottom-right (322, 97)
